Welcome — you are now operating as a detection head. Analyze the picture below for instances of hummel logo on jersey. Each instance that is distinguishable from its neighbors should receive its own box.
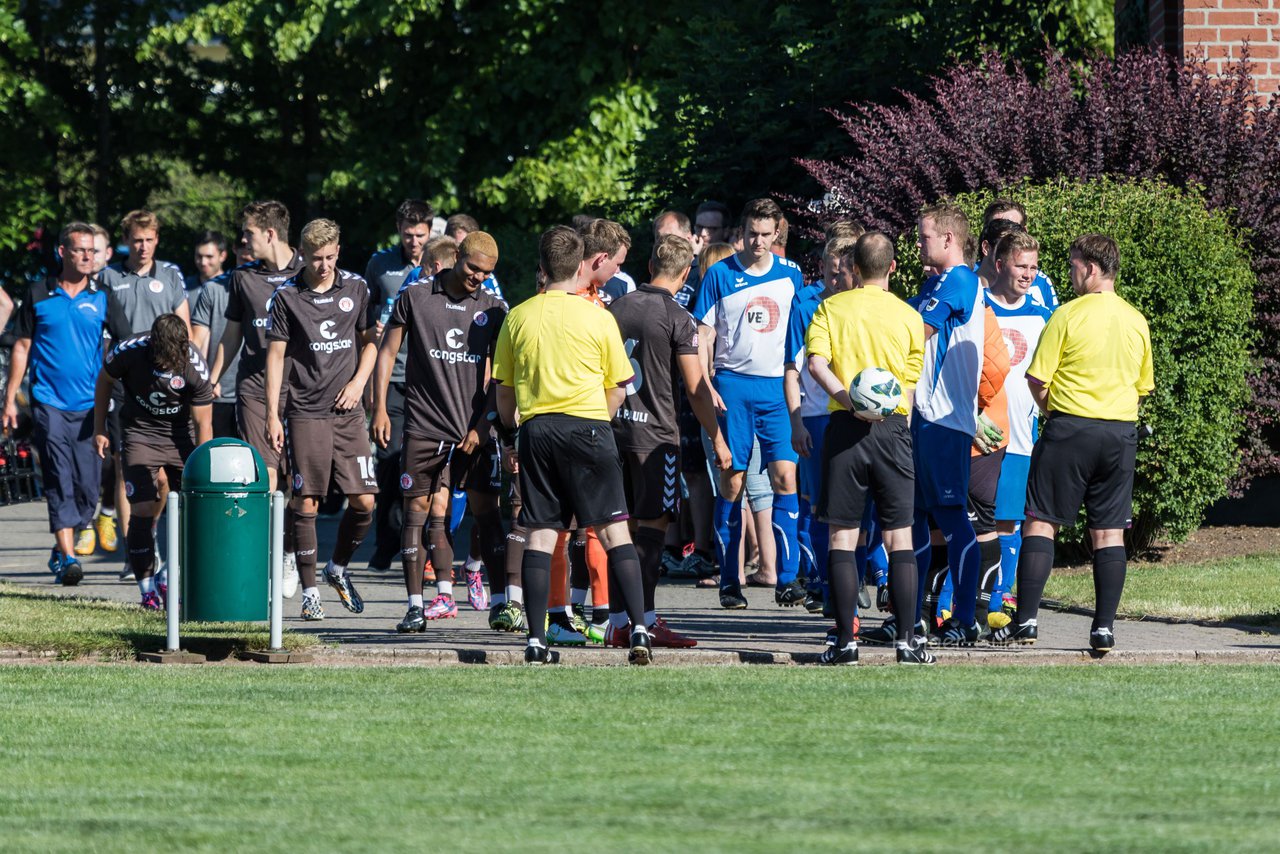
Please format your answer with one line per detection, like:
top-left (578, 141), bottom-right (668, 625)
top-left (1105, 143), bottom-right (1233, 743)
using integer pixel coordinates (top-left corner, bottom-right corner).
top-left (313, 296), bottom-right (334, 305)
top-left (446, 303), bottom-right (465, 312)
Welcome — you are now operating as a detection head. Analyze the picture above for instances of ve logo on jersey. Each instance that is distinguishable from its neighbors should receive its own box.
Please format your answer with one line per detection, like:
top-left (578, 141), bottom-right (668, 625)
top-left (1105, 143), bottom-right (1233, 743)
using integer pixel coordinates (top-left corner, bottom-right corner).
top-left (745, 296), bottom-right (780, 333)
top-left (446, 328), bottom-right (465, 349)
top-left (319, 320), bottom-right (337, 340)
top-left (1002, 328), bottom-right (1029, 366)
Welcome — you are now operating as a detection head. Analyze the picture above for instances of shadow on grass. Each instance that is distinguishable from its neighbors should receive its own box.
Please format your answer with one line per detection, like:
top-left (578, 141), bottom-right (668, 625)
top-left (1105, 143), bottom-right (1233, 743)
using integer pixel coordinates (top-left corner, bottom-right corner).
top-left (0, 585), bottom-right (319, 660)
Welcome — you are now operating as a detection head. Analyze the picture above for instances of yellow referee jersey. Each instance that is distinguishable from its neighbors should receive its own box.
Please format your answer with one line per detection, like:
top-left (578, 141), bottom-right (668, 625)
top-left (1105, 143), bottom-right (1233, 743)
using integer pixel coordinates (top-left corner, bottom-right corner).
top-left (492, 290), bottom-right (634, 421)
top-left (806, 286), bottom-right (924, 416)
top-left (1025, 291), bottom-right (1153, 421)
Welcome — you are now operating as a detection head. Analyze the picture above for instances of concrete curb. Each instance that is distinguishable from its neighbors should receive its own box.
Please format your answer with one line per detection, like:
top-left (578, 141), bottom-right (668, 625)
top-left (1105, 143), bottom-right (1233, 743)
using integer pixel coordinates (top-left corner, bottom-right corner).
top-left (1040, 599), bottom-right (1280, 634)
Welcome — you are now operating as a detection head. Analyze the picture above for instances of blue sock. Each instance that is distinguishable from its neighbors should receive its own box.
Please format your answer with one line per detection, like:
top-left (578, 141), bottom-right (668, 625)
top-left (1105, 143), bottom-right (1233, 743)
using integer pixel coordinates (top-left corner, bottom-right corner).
top-left (996, 529), bottom-right (1022, 605)
top-left (932, 505), bottom-right (979, 625)
top-left (810, 517), bottom-right (829, 590)
top-left (771, 492), bottom-right (801, 586)
top-left (912, 510), bottom-right (932, 621)
top-left (869, 542), bottom-right (888, 587)
top-left (938, 569), bottom-right (954, 614)
top-left (796, 495), bottom-right (815, 584)
top-left (715, 497), bottom-right (743, 587)
top-left (449, 487), bottom-right (468, 534)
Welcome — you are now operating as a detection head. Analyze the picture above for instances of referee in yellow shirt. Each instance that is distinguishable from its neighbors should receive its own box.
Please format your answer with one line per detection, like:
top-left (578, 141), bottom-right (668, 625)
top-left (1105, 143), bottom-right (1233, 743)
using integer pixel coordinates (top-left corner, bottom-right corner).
top-left (990, 234), bottom-right (1153, 653)
top-left (493, 225), bottom-right (653, 665)
top-left (806, 232), bottom-right (934, 665)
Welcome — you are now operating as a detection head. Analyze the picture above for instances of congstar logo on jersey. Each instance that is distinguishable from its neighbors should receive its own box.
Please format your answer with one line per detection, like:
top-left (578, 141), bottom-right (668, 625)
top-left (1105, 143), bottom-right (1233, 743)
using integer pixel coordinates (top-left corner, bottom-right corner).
top-left (140, 392), bottom-right (181, 416)
top-left (431, 328), bottom-right (481, 364)
top-left (311, 320), bottom-right (353, 353)
top-left (252, 317), bottom-right (270, 328)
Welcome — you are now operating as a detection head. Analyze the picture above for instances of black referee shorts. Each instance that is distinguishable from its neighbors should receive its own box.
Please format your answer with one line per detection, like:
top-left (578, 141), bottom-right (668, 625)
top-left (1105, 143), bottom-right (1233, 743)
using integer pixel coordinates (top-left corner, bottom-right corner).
top-left (517, 414), bottom-right (630, 530)
top-left (817, 412), bottom-right (914, 530)
top-left (1026, 413), bottom-right (1137, 530)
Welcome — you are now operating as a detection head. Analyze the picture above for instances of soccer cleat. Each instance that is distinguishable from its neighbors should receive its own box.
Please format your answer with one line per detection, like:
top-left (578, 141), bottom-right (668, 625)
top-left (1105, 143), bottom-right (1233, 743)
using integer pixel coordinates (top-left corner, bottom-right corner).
top-left (987, 611), bottom-right (1011, 630)
top-left (1002, 594), bottom-right (1017, 616)
top-left (155, 567), bottom-right (168, 603)
top-left (604, 622), bottom-right (632, 649)
top-left (876, 584), bottom-right (890, 612)
top-left (281, 552), bottom-right (300, 599)
top-left (59, 558), bottom-right (84, 587)
top-left (95, 513), bottom-right (118, 553)
top-left (323, 562), bottom-right (364, 613)
top-left (424, 594), bottom-right (457, 620)
top-left (719, 583), bottom-right (748, 610)
top-left (300, 592), bottom-right (325, 621)
top-left (585, 622), bottom-right (607, 645)
top-left (896, 644), bottom-right (937, 665)
top-left (988, 620), bottom-right (1038, 646)
top-left (465, 569), bottom-right (489, 611)
top-left (422, 560), bottom-right (436, 585)
top-left (857, 585), bottom-right (872, 611)
top-left (1089, 627), bottom-right (1115, 653)
top-left (933, 617), bottom-right (980, 647)
top-left (775, 579), bottom-right (807, 607)
top-left (660, 550), bottom-right (686, 577)
top-left (74, 527), bottom-right (96, 556)
top-left (818, 641), bottom-right (859, 665)
top-left (47, 548), bottom-right (62, 575)
top-left (490, 601), bottom-right (526, 632)
top-left (397, 606), bottom-right (427, 633)
top-left (687, 552), bottom-right (718, 579)
top-left (524, 642), bottom-right (558, 664)
top-left (547, 615), bottom-right (588, 646)
top-left (569, 604), bottom-right (589, 635)
top-left (648, 617), bottom-right (697, 648)
top-left (627, 628), bottom-right (653, 665)
top-left (140, 591), bottom-right (163, 611)
top-left (118, 560), bottom-right (135, 581)
top-left (857, 617), bottom-right (896, 646)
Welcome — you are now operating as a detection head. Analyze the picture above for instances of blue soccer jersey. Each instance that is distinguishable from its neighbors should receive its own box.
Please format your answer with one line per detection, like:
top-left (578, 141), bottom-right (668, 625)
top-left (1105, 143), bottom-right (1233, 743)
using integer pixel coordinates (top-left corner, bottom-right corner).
top-left (914, 264), bottom-right (985, 434)
top-left (784, 281), bottom-right (829, 417)
top-left (692, 253), bottom-right (804, 379)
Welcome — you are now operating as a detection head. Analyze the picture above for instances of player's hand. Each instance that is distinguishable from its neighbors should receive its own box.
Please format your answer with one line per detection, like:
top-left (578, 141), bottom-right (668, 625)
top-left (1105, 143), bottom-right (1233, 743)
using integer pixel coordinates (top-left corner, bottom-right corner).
top-left (710, 386), bottom-right (726, 414)
top-left (1, 401), bottom-right (17, 432)
top-left (460, 428), bottom-right (481, 454)
top-left (502, 446), bottom-right (519, 474)
top-left (93, 433), bottom-right (110, 459)
top-left (791, 420), bottom-right (812, 458)
top-left (973, 413), bottom-right (1004, 454)
top-left (267, 415), bottom-right (285, 453)
top-left (374, 320), bottom-right (386, 339)
top-left (371, 409), bottom-right (391, 448)
top-left (212, 381), bottom-right (222, 399)
top-left (334, 380), bottom-right (362, 412)
top-left (711, 436), bottom-right (732, 471)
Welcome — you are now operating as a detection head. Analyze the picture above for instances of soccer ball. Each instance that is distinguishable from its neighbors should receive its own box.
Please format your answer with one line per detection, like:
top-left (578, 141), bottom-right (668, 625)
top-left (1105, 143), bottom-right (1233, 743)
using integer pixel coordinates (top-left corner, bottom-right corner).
top-left (849, 367), bottom-right (902, 420)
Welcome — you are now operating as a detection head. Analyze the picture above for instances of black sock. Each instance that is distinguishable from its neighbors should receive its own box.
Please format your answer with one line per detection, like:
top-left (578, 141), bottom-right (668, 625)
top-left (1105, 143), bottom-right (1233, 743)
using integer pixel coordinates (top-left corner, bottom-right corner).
top-left (473, 510), bottom-right (507, 588)
top-left (521, 549), bottom-right (552, 644)
top-left (283, 504), bottom-right (296, 554)
top-left (426, 516), bottom-right (454, 586)
top-left (294, 510), bottom-right (319, 589)
top-left (633, 526), bottom-right (667, 614)
top-left (401, 510), bottom-right (428, 597)
top-left (333, 506), bottom-right (373, 567)
top-left (606, 543), bottom-right (646, 630)
top-left (888, 549), bottom-right (917, 642)
top-left (977, 537), bottom-right (1001, 612)
top-left (127, 515), bottom-right (156, 578)
top-left (568, 533), bottom-right (590, 593)
top-left (1092, 545), bottom-right (1127, 631)
top-left (1014, 535), bottom-right (1055, 624)
top-left (828, 549), bottom-right (857, 647)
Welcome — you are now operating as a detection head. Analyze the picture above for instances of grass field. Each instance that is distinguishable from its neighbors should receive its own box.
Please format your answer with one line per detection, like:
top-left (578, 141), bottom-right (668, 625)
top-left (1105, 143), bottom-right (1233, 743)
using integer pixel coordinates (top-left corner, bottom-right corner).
top-left (1, 665), bottom-right (1277, 852)
top-left (1044, 554), bottom-right (1280, 625)
top-left (0, 582), bottom-right (318, 659)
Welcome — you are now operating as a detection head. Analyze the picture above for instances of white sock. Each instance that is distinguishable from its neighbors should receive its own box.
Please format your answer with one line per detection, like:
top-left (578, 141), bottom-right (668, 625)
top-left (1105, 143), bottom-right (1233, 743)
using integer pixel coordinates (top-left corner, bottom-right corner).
top-left (570, 587), bottom-right (588, 606)
top-left (896, 640), bottom-right (910, 650)
top-left (137, 575), bottom-right (156, 594)
top-left (438, 580), bottom-right (453, 597)
top-left (507, 584), bottom-right (523, 604)
top-left (409, 594), bottom-right (424, 609)
top-left (100, 508), bottom-right (115, 519)
top-left (303, 586), bottom-right (320, 598)
top-left (644, 610), bottom-right (657, 626)
top-left (491, 593), bottom-right (507, 606)
top-left (464, 556), bottom-right (483, 573)
top-left (608, 613), bottom-right (629, 629)
top-left (329, 562), bottom-right (346, 577)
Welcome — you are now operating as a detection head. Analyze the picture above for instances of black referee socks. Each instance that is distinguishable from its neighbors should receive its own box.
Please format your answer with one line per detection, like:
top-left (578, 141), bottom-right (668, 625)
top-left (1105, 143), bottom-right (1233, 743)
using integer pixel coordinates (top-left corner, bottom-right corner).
top-left (1092, 546), bottom-right (1127, 632)
top-left (606, 543), bottom-right (646, 631)
top-left (887, 549), bottom-right (917, 641)
top-left (828, 549), bottom-right (858, 647)
top-left (521, 549), bottom-right (553, 644)
top-left (1013, 535), bottom-right (1055, 624)
top-left (632, 526), bottom-right (667, 613)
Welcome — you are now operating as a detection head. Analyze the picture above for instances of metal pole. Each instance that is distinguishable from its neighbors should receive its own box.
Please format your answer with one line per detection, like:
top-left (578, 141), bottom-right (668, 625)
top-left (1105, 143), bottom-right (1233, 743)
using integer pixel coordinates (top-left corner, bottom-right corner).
top-left (166, 491), bottom-right (181, 652)
top-left (270, 491), bottom-right (284, 651)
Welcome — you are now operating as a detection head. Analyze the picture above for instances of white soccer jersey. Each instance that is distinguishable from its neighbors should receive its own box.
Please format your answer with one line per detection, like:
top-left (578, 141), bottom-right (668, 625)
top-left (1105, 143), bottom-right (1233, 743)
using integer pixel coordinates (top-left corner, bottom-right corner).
top-left (986, 291), bottom-right (1053, 456)
top-left (691, 253), bottom-right (804, 379)
top-left (914, 265), bottom-right (986, 434)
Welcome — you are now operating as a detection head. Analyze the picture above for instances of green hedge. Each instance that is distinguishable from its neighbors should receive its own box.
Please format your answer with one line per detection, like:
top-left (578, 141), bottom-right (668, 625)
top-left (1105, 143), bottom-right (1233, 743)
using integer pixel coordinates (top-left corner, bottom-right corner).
top-left (893, 178), bottom-right (1256, 548)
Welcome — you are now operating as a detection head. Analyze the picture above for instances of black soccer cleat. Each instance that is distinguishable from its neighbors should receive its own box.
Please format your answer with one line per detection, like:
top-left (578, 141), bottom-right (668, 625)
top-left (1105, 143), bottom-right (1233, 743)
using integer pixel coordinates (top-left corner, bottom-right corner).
top-left (627, 628), bottom-right (653, 666)
top-left (896, 644), bottom-right (937, 665)
top-left (988, 620), bottom-right (1039, 646)
top-left (803, 585), bottom-right (825, 614)
top-left (719, 583), bottom-right (748, 610)
top-left (774, 579), bottom-right (807, 607)
top-left (1089, 627), bottom-right (1115, 653)
top-left (857, 585), bottom-right (872, 611)
top-left (932, 617), bottom-right (980, 647)
top-left (818, 641), bottom-right (859, 666)
top-left (876, 584), bottom-right (890, 612)
top-left (396, 606), bottom-right (426, 633)
top-left (524, 642), bottom-right (558, 665)
top-left (857, 616), bottom-right (896, 646)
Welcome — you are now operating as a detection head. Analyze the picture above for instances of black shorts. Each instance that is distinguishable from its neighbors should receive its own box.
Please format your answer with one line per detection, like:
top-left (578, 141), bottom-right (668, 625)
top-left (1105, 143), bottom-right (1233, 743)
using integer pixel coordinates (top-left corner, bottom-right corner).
top-left (238, 394), bottom-right (285, 471)
top-left (817, 412), bottom-right (914, 530)
top-left (517, 414), bottom-right (629, 530)
top-left (1026, 414), bottom-right (1137, 530)
top-left (211, 402), bottom-right (238, 440)
top-left (399, 435), bottom-right (462, 498)
top-left (967, 448), bottom-right (1004, 535)
top-left (620, 443), bottom-right (680, 520)
top-left (286, 413), bottom-right (378, 497)
top-left (457, 443), bottom-right (503, 495)
top-left (122, 433), bottom-right (193, 504)
top-left (676, 395), bottom-right (706, 473)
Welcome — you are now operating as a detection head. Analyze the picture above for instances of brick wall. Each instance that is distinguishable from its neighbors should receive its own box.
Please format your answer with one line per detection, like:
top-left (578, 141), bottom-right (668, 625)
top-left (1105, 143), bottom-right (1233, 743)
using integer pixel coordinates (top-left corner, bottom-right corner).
top-left (1148, 0), bottom-right (1280, 94)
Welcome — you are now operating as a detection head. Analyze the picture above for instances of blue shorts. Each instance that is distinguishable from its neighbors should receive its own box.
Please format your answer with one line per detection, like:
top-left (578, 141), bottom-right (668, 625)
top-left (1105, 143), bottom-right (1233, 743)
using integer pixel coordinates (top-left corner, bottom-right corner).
top-left (995, 452), bottom-right (1031, 521)
top-left (797, 414), bottom-right (830, 502)
top-left (714, 370), bottom-right (799, 470)
top-left (911, 417), bottom-right (971, 510)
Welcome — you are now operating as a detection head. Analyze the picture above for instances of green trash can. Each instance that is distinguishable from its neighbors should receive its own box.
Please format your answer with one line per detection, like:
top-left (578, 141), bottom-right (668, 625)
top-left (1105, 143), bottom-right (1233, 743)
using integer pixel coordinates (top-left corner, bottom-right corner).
top-left (180, 438), bottom-right (270, 621)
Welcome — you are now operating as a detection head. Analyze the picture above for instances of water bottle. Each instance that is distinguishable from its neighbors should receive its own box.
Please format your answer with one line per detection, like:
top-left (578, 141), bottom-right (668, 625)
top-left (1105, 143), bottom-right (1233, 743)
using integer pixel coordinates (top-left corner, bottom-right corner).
top-left (378, 297), bottom-right (395, 326)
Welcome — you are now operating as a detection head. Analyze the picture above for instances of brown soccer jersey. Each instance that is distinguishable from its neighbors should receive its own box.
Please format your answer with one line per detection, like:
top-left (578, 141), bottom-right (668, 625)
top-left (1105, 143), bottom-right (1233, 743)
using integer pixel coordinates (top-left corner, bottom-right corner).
top-left (267, 269), bottom-right (371, 418)
top-left (104, 334), bottom-right (215, 445)
top-left (389, 272), bottom-right (506, 444)
top-left (223, 251), bottom-right (304, 401)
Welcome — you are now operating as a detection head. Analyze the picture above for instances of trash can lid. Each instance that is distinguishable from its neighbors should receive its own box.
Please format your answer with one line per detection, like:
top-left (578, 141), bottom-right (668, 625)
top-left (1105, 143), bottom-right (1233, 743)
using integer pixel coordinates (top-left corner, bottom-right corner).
top-left (182, 438), bottom-right (270, 493)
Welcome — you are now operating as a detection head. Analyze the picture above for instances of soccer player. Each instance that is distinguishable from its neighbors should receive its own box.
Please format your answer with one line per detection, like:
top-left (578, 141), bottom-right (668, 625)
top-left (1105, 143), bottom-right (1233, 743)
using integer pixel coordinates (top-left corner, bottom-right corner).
top-left (186, 230), bottom-right (228, 307)
top-left (990, 234), bottom-right (1152, 652)
top-left (265, 219), bottom-right (378, 621)
top-left (364, 199), bottom-right (435, 571)
top-left (93, 314), bottom-right (213, 608)
top-left (912, 202), bottom-right (1009, 646)
top-left (371, 232), bottom-right (508, 632)
top-left (210, 200), bottom-right (303, 493)
top-left (190, 268), bottom-right (241, 441)
top-left (981, 198), bottom-right (1058, 310)
top-left (444, 213), bottom-right (503, 299)
top-left (806, 232), bottom-right (933, 665)
top-left (691, 197), bottom-right (806, 610)
top-left (610, 233), bottom-right (731, 647)
top-left (90, 224), bottom-right (113, 272)
top-left (983, 232), bottom-right (1052, 624)
top-left (3, 223), bottom-right (108, 585)
top-left (493, 225), bottom-right (651, 665)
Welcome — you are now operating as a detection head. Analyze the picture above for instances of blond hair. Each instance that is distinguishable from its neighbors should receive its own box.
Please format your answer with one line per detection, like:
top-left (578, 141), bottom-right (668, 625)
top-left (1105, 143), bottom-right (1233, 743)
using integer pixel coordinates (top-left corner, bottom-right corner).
top-left (300, 218), bottom-right (340, 252)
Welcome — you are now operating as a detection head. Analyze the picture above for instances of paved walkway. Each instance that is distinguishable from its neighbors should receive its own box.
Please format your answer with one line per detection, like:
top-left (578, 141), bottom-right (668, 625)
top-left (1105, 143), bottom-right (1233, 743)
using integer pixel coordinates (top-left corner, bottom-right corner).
top-left (1, 500), bottom-right (1276, 664)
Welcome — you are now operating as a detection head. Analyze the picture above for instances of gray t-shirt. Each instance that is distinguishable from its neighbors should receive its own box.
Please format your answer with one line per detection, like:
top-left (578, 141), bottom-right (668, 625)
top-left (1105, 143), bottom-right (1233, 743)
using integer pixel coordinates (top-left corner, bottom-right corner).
top-left (364, 246), bottom-right (416, 383)
top-left (101, 259), bottom-right (187, 342)
top-left (191, 272), bottom-right (237, 404)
